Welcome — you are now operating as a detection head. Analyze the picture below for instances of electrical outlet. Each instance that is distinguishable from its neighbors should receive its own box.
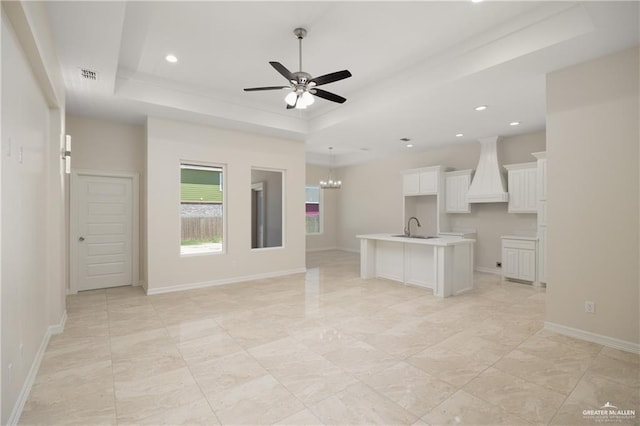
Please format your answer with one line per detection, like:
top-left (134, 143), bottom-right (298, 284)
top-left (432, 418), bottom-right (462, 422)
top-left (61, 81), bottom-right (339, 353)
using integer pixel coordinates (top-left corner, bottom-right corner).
top-left (496, 261), bottom-right (502, 268)
top-left (585, 301), bottom-right (595, 314)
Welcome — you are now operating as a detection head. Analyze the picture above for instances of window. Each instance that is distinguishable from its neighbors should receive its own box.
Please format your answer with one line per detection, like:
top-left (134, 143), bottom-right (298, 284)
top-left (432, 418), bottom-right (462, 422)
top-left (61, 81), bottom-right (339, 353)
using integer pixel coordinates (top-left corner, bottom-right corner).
top-left (305, 186), bottom-right (321, 234)
top-left (180, 163), bottom-right (224, 255)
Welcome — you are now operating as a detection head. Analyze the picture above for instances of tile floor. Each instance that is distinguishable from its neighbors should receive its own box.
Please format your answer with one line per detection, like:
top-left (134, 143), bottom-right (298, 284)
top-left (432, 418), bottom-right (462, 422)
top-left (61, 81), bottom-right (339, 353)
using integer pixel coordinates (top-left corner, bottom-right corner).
top-left (20, 250), bottom-right (639, 425)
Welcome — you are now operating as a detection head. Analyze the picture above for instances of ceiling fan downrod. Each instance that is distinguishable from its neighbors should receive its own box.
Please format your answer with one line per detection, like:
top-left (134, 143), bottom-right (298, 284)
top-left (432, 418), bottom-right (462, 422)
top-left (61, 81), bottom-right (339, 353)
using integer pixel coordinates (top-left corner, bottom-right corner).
top-left (294, 28), bottom-right (306, 73)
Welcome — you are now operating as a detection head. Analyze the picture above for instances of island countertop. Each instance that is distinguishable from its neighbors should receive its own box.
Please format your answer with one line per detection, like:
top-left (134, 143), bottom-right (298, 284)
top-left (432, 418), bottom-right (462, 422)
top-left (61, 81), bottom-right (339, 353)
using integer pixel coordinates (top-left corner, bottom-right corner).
top-left (356, 233), bottom-right (475, 247)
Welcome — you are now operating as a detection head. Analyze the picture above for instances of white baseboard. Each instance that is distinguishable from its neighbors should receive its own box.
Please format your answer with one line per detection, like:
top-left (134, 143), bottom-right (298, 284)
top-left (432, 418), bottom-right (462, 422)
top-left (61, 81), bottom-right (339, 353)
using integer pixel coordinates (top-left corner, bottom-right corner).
top-left (475, 266), bottom-right (502, 275)
top-left (544, 321), bottom-right (640, 355)
top-left (7, 310), bottom-right (67, 425)
top-left (306, 247), bottom-right (360, 254)
top-left (337, 246), bottom-right (360, 254)
top-left (145, 268), bottom-right (307, 295)
top-left (48, 310), bottom-right (67, 335)
top-left (305, 247), bottom-right (339, 253)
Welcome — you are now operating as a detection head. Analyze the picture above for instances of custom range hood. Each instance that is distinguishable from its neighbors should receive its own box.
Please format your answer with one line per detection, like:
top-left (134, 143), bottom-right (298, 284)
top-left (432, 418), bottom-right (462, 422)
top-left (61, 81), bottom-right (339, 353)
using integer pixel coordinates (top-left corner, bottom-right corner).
top-left (466, 136), bottom-right (509, 203)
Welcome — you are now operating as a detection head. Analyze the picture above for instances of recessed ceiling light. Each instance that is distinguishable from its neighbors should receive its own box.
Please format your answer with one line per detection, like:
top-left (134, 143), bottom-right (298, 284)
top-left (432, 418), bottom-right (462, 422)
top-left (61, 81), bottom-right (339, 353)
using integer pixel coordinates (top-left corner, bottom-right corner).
top-left (510, 121), bottom-right (521, 126)
top-left (455, 133), bottom-right (464, 138)
top-left (406, 144), bottom-right (414, 148)
top-left (165, 54), bottom-right (178, 63)
top-left (471, 0), bottom-right (484, 3)
top-left (474, 105), bottom-right (488, 111)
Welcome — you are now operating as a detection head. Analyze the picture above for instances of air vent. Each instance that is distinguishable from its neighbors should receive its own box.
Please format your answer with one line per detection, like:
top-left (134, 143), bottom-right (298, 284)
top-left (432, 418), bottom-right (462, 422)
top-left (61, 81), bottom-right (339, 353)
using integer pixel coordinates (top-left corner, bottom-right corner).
top-left (79, 68), bottom-right (98, 81)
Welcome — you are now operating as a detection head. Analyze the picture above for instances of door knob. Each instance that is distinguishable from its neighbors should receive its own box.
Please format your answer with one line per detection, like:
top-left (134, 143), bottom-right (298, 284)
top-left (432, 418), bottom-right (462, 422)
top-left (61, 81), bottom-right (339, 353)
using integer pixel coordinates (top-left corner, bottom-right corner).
top-left (79, 237), bottom-right (85, 242)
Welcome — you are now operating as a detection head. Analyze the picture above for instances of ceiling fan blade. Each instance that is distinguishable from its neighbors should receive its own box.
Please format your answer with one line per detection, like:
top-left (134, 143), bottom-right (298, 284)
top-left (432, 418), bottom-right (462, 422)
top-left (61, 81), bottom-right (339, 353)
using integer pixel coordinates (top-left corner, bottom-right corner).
top-left (312, 88), bottom-right (347, 104)
top-left (244, 86), bottom-right (289, 92)
top-left (310, 70), bottom-right (352, 86)
top-left (269, 61), bottom-right (295, 82)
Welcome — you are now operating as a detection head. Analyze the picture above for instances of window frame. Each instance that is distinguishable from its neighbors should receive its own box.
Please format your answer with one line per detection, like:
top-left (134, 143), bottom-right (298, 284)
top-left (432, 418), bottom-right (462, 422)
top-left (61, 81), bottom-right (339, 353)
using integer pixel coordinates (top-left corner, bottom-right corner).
top-left (179, 161), bottom-right (227, 257)
top-left (305, 185), bottom-right (323, 235)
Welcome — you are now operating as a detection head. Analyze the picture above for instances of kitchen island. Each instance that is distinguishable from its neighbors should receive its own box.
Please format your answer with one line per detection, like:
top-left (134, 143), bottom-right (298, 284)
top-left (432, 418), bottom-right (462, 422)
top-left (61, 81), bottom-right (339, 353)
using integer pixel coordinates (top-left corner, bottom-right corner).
top-left (356, 234), bottom-right (475, 297)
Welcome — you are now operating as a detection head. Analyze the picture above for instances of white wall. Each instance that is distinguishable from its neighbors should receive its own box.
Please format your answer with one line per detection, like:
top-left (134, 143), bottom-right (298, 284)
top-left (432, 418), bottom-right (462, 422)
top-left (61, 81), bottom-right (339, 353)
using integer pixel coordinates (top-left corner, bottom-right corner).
top-left (336, 132), bottom-right (545, 270)
top-left (146, 117), bottom-right (306, 293)
top-left (1, 4), bottom-right (66, 423)
top-left (546, 47), bottom-right (639, 346)
top-left (65, 115), bottom-right (146, 284)
top-left (305, 164), bottom-right (339, 251)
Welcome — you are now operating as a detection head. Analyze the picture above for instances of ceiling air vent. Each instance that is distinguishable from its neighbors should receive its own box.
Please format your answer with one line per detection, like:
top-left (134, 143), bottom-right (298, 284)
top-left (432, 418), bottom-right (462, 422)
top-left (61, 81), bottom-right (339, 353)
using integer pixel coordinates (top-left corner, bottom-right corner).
top-left (79, 68), bottom-right (98, 81)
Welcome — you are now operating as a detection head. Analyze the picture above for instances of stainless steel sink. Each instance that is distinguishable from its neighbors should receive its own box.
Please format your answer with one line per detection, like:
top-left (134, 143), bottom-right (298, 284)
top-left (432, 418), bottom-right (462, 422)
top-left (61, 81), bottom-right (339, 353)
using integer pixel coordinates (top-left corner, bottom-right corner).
top-left (391, 235), bottom-right (437, 239)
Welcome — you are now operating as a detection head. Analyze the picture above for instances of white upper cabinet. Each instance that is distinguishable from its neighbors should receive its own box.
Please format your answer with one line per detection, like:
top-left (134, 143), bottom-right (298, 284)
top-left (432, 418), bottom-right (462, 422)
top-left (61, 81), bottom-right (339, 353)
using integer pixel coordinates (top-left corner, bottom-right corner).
top-left (419, 171), bottom-right (438, 194)
top-left (402, 166), bottom-right (446, 196)
top-left (403, 173), bottom-right (420, 195)
top-left (504, 162), bottom-right (537, 213)
top-left (445, 170), bottom-right (473, 213)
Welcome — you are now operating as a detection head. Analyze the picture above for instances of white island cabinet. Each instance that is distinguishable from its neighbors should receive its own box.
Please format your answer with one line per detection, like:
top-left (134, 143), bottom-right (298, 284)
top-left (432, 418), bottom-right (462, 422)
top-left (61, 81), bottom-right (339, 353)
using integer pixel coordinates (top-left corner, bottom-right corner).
top-left (356, 234), bottom-right (475, 298)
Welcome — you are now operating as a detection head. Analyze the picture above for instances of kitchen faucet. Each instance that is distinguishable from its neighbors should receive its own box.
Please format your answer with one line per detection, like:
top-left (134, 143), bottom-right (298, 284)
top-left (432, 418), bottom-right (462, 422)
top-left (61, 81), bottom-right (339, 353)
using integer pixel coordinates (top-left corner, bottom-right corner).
top-left (405, 216), bottom-right (421, 237)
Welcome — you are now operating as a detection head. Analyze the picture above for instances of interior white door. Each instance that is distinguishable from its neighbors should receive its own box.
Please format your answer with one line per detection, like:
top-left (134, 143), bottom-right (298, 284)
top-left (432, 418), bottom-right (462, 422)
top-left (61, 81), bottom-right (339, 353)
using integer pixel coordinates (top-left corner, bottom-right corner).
top-left (76, 174), bottom-right (133, 291)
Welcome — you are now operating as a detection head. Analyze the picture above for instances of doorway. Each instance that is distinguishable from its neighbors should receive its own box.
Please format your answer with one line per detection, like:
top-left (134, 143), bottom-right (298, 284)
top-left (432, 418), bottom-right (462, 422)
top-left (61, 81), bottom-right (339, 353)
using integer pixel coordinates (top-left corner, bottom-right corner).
top-left (70, 171), bottom-right (139, 293)
top-left (251, 182), bottom-right (265, 248)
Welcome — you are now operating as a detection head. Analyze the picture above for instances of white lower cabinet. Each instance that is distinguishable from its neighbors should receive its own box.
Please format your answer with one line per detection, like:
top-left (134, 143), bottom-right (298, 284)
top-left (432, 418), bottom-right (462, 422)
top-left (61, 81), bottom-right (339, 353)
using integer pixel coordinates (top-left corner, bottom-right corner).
top-left (503, 247), bottom-right (520, 277)
top-left (501, 237), bottom-right (537, 283)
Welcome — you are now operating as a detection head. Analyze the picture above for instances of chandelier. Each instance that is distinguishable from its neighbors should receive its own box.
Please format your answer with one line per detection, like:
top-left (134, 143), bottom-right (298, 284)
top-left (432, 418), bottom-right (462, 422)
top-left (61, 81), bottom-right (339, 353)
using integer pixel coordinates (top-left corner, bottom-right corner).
top-left (320, 147), bottom-right (341, 189)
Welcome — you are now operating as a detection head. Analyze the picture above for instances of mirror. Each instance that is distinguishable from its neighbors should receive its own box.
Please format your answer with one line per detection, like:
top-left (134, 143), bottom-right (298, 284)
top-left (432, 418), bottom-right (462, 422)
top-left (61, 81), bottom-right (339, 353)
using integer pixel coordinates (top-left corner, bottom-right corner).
top-left (251, 169), bottom-right (283, 249)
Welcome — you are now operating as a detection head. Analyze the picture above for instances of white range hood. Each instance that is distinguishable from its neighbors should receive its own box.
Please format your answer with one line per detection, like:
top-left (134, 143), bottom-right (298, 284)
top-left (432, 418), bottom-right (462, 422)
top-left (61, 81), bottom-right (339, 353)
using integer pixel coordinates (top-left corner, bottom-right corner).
top-left (466, 136), bottom-right (509, 203)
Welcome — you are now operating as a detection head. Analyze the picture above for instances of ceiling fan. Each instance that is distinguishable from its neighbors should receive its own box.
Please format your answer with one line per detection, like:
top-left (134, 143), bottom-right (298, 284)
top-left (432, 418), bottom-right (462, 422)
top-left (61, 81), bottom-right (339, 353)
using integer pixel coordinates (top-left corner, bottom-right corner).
top-left (244, 28), bottom-right (352, 110)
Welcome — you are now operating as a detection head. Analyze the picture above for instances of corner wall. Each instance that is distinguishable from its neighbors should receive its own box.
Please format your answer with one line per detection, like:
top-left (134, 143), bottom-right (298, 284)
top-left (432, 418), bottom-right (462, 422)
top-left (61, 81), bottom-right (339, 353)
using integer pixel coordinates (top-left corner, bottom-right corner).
top-left (1, 2), bottom-right (66, 423)
top-left (546, 47), bottom-right (639, 347)
top-left (146, 117), bottom-right (306, 293)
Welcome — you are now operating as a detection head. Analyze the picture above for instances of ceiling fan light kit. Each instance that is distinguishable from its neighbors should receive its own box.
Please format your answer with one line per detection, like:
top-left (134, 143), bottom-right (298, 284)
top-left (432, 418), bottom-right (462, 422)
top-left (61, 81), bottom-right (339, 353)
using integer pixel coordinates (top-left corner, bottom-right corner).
top-left (244, 28), bottom-right (351, 109)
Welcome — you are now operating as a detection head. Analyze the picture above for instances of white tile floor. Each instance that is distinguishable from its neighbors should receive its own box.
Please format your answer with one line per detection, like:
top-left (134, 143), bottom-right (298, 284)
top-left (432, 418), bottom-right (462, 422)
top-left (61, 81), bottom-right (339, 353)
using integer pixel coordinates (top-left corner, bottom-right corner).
top-left (20, 250), bottom-right (640, 425)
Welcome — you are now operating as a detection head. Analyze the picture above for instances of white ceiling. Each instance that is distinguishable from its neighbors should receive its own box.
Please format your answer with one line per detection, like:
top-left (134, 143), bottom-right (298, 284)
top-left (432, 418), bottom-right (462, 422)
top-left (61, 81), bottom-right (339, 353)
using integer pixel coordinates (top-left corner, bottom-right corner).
top-left (44, 1), bottom-right (639, 166)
